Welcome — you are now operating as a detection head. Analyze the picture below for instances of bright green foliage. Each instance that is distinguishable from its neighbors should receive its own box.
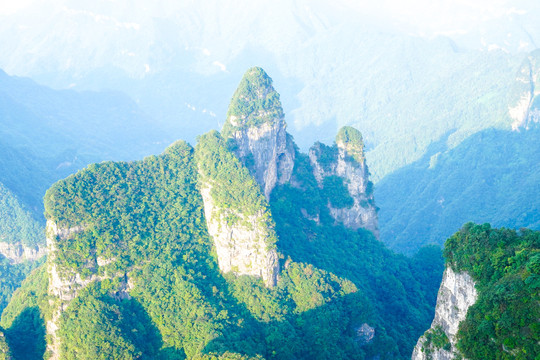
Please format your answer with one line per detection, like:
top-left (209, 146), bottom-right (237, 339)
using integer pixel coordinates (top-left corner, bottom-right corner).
top-left (0, 264), bottom-right (49, 360)
top-left (443, 223), bottom-right (540, 359)
top-left (336, 126), bottom-right (365, 163)
top-left (44, 140), bottom-right (204, 277)
top-left (222, 67), bottom-right (284, 138)
top-left (27, 126), bottom-right (442, 359)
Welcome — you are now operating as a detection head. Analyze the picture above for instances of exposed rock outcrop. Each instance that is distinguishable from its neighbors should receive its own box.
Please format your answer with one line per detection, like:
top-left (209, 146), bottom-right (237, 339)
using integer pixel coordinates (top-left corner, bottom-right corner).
top-left (508, 50), bottom-right (540, 130)
top-left (412, 266), bottom-right (478, 360)
top-left (222, 67), bottom-right (295, 200)
top-left (195, 131), bottom-right (280, 287)
top-left (309, 127), bottom-right (379, 236)
top-left (0, 241), bottom-right (46, 264)
top-left (200, 186), bottom-right (279, 287)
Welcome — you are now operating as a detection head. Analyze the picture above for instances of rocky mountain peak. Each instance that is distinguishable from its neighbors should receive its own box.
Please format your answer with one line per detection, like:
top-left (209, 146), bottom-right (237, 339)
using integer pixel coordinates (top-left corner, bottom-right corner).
top-left (309, 126), bottom-right (378, 236)
top-left (222, 66), bottom-right (284, 137)
top-left (221, 67), bottom-right (294, 200)
top-left (335, 126), bottom-right (365, 163)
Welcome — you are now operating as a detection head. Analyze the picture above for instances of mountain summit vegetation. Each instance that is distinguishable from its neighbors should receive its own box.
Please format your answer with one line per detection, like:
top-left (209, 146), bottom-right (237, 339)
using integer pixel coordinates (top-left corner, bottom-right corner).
top-left (0, 68), bottom-right (444, 360)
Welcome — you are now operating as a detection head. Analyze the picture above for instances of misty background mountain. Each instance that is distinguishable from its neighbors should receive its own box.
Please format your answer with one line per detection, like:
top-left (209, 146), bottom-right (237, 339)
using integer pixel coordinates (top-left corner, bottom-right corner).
top-left (0, 0), bottom-right (539, 253)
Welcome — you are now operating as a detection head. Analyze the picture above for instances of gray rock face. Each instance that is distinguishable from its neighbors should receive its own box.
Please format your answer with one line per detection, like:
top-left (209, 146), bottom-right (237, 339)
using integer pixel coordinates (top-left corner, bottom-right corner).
top-left (0, 241), bottom-right (46, 264)
top-left (508, 50), bottom-right (540, 130)
top-left (412, 267), bottom-right (478, 360)
top-left (228, 116), bottom-right (295, 200)
top-left (223, 67), bottom-right (295, 201)
top-left (199, 185), bottom-right (279, 287)
top-left (356, 323), bottom-right (375, 345)
top-left (309, 141), bottom-right (379, 236)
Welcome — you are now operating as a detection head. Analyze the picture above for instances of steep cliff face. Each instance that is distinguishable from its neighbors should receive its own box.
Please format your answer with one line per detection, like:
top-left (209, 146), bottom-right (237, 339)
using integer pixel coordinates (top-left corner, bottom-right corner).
top-left (45, 220), bottom-right (133, 359)
top-left (508, 50), bottom-right (540, 130)
top-left (45, 220), bottom-right (88, 360)
top-left (195, 131), bottom-right (280, 287)
top-left (308, 127), bottom-right (378, 236)
top-left (412, 266), bottom-right (478, 360)
top-left (199, 186), bottom-right (279, 287)
top-left (222, 67), bottom-right (295, 200)
top-left (0, 241), bottom-right (46, 264)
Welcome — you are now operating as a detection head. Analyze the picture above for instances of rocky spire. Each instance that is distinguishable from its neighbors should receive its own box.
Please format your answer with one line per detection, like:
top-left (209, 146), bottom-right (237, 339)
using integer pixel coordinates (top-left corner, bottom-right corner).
top-left (309, 126), bottom-right (379, 236)
top-left (222, 67), bottom-right (295, 200)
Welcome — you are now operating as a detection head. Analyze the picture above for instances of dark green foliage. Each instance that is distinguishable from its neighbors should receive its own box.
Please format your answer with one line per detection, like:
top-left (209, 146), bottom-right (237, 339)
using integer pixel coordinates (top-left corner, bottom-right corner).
top-left (310, 142), bottom-right (338, 172)
top-left (222, 67), bottom-right (284, 138)
top-left (269, 150), bottom-right (444, 358)
top-left (0, 265), bottom-right (49, 360)
top-left (444, 223), bottom-right (540, 359)
top-left (377, 128), bottom-right (540, 254)
top-left (322, 176), bottom-right (354, 209)
top-left (0, 178), bottom-right (44, 247)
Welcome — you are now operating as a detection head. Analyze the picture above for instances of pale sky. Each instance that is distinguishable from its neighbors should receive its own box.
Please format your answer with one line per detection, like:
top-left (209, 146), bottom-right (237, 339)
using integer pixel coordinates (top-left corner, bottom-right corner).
top-left (0, 0), bottom-right (536, 43)
top-left (339, 0), bottom-right (529, 35)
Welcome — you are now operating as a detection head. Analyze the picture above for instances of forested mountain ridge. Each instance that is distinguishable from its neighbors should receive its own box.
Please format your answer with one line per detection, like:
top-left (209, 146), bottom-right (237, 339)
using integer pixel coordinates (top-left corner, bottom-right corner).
top-left (0, 68), bottom-right (172, 315)
top-left (377, 126), bottom-right (540, 255)
top-left (0, 67), bottom-right (443, 359)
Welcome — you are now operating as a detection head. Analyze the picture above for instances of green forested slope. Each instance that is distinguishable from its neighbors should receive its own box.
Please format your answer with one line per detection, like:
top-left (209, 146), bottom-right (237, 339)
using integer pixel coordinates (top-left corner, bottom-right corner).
top-left (0, 264), bottom-right (49, 360)
top-left (376, 127), bottom-right (540, 254)
top-left (444, 223), bottom-right (539, 359)
top-left (0, 133), bottom-right (444, 359)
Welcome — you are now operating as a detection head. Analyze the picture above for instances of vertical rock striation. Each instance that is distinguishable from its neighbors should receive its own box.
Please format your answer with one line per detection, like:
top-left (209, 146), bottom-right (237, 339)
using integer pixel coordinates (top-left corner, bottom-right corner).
top-left (195, 131), bottom-right (280, 287)
top-left (309, 126), bottom-right (379, 236)
top-left (199, 185), bottom-right (279, 287)
top-left (222, 67), bottom-right (295, 201)
top-left (412, 266), bottom-right (478, 360)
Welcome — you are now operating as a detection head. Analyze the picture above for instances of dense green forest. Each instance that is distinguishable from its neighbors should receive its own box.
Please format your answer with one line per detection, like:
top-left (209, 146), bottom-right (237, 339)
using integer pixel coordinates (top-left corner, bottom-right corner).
top-left (376, 127), bottom-right (540, 254)
top-left (0, 129), bottom-right (444, 359)
top-left (6, 65), bottom-right (537, 360)
top-left (444, 223), bottom-right (539, 359)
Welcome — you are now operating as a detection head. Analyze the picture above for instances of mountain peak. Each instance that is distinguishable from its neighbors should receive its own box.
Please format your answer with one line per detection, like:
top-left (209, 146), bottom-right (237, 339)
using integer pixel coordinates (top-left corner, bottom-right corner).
top-left (336, 126), bottom-right (365, 163)
top-left (222, 66), bottom-right (284, 138)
